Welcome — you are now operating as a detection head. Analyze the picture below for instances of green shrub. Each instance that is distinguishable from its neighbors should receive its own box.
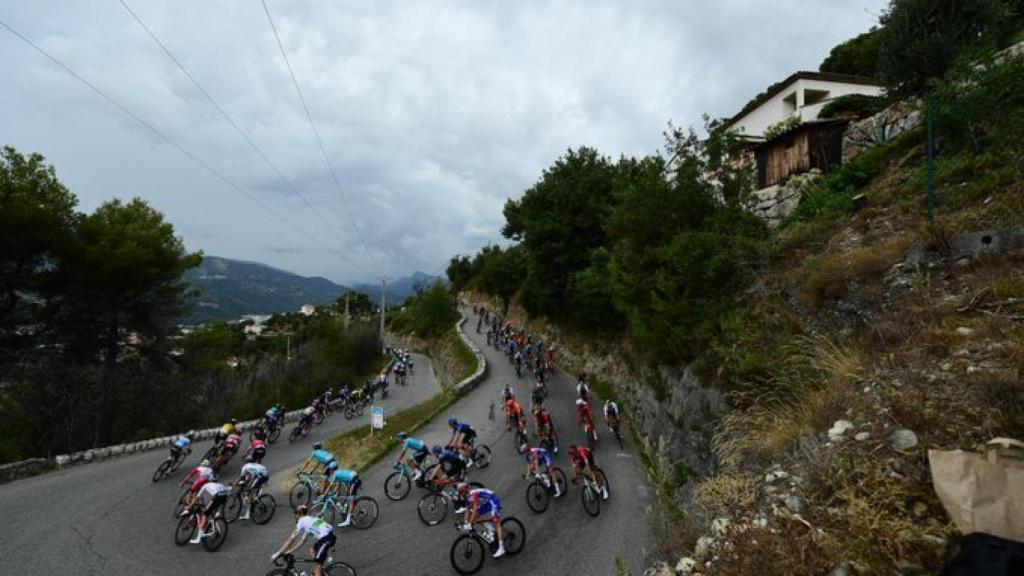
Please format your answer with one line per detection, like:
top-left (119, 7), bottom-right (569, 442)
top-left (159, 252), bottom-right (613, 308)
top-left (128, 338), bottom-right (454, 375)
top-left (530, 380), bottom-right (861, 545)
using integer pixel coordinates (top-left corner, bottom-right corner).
top-left (819, 94), bottom-right (888, 119)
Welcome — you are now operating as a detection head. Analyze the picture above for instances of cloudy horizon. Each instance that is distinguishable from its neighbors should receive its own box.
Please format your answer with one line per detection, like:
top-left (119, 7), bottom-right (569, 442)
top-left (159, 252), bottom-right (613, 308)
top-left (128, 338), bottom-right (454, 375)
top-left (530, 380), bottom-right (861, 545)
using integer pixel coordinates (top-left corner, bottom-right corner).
top-left (2, 0), bottom-right (886, 285)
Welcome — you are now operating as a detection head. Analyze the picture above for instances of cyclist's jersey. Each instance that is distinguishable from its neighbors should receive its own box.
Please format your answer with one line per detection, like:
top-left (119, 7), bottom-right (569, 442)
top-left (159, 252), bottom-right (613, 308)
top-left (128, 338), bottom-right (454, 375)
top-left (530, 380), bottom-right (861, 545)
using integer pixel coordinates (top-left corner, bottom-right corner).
top-left (250, 439), bottom-right (266, 452)
top-left (501, 388), bottom-right (514, 402)
top-left (439, 450), bottom-right (464, 475)
top-left (525, 447), bottom-right (554, 467)
top-left (199, 481), bottom-right (230, 499)
top-left (468, 489), bottom-right (500, 512)
top-left (302, 406), bottom-right (316, 418)
top-left (224, 434), bottom-right (241, 451)
top-left (265, 408), bottom-right (279, 420)
top-left (508, 401), bottom-right (523, 417)
top-left (531, 387), bottom-right (545, 404)
top-left (577, 402), bottom-right (593, 423)
top-left (241, 462), bottom-right (269, 478)
top-left (339, 388), bottom-right (350, 399)
top-left (193, 465), bottom-right (214, 481)
top-left (173, 436), bottom-right (191, 450)
top-left (604, 402), bottom-right (620, 418)
top-left (220, 423), bottom-right (237, 436)
top-left (294, 515), bottom-right (333, 539)
top-left (311, 449), bottom-right (336, 466)
top-left (331, 469), bottom-right (358, 484)
top-left (537, 410), bottom-right (552, 427)
top-left (572, 447), bottom-right (593, 465)
top-left (454, 422), bottom-right (475, 435)
top-left (577, 383), bottom-right (590, 398)
top-left (403, 438), bottom-right (427, 452)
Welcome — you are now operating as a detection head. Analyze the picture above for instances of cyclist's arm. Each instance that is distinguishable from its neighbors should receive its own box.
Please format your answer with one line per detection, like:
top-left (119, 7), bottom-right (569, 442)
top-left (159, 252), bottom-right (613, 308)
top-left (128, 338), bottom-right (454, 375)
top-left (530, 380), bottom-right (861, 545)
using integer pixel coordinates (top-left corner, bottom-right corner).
top-left (179, 468), bottom-right (196, 488)
top-left (396, 447), bottom-right (407, 463)
top-left (274, 533), bottom-right (302, 557)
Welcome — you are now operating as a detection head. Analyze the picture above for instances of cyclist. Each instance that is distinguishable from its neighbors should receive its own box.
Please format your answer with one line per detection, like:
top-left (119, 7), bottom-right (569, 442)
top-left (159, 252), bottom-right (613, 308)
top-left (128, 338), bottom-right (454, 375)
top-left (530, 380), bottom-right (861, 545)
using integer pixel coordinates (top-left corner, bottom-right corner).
top-left (447, 418), bottom-right (478, 466)
top-left (603, 399), bottom-right (621, 431)
top-left (298, 442), bottom-right (336, 493)
top-left (264, 405), bottom-right (285, 431)
top-left (180, 458), bottom-right (215, 510)
top-left (427, 444), bottom-right (466, 487)
top-left (522, 445), bottom-right (561, 496)
top-left (361, 378), bottom-right (375, 401)
top-left (244, 436), bottom-right (267, 463)
top-left (323, 462), bottom-right (361, 527)
top-left (456, 484), bottom-right (506, 558)
top-left (213, 418), bottom-right (239, 448)
top-left (235, 456), bottom-right (270, 521)
top-left (500, 383), bottom-right (514, 404)
top-left (338, 386), bottom-right (350, 403)
top-left (576, 398), bottom-right (594, 428)
top-left (576, 375), bottom-right (590, 401)
top-left (170, 430), bottom-right (194, 463)
top-left (568, 445), bottom-right (608, 500)
top-left (395, 432), bottom-right (429, 483)
top-left (531, 381), bottom-right (546, 408)
top-left (271, 504), bottom-right (335, 576)
top-left (298, 405), bottom-right (316, 430)
top-left (190, 479), bottom-right (230, 544)
top-left (505, 398), bottom-right (525, 433)
top-left (217, 432), bottom-right (242, 466)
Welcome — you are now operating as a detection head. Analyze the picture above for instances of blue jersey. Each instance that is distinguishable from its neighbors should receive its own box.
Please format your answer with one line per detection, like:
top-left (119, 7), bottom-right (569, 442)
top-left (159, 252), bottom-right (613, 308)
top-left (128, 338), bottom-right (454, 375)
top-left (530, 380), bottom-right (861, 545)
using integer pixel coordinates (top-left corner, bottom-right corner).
top-left (312, 449), bottom-right (335, 466)
top-left (439, 449), bottom-right (461, 464)
top-left (526, 447), bottom-right (553, 467)
top-left (457, 423), bottom-right (475, 435)
top-left (332, 469), bottom-right (358, 484)
top-left (404, 438), bottom-right (427, 452)
top-left (173, 436), bottom-right (191, 450)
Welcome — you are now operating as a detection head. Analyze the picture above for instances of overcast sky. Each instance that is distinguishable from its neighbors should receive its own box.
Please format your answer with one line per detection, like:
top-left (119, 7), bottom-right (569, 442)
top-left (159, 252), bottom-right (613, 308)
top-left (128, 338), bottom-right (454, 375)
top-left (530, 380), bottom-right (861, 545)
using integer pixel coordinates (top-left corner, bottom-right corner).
top-left (2, 0), bottom-right (887, 285)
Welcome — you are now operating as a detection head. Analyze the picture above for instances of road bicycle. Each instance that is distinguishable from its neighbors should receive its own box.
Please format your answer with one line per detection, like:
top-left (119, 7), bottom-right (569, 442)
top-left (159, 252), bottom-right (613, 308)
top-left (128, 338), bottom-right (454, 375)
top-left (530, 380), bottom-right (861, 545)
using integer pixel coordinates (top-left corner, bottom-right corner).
top-left (342, 394), bottom-right (369, 420)
top-left (250, 417), bottom-right (283, 444)
top-left (152, 448), bottom-right (190, 482)
top-left (223, 476), bottom-right (276, 525)
top-left (310, 490), bottom-right (379, 529)
top-left (454, 439), bottom-right (492, 469)
top-left (524, 467), bottom-right (567, 513)
top-left (576, 467), bottom-right (610, 517)
top-left (416, 479), bottom-right (484, 526)
top-left (266, 553), bottom-right (356, 576)
top-left (174, 503), bottom-right (228, 552)
top-left (582, 418), bottom-right (599, 450)
top-left (383, 456), bottom-right (438, 501)
top-left (512, 419), bottom-right (529, 455)
top-left (288, 419), bottom-right (313, 443)
top-left (289, 471), bottom-right (324, 509)
top-left (449, 517), bottom-right (526, 575)
top-left (608, 418), bottom-right (625, 449)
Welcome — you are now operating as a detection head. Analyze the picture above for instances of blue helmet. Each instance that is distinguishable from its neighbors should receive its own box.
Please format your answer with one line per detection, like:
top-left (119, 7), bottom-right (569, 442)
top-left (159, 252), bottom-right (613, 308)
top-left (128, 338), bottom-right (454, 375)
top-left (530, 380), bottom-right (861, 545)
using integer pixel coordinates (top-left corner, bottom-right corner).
top-left (396, 432), bottom-right (408, 441)
top-left (312, 442), bottom-right (323, 450)
top-left (448, 418), bottom-right (458, 428)
top-left (431, 445), bottom-right (443, 456)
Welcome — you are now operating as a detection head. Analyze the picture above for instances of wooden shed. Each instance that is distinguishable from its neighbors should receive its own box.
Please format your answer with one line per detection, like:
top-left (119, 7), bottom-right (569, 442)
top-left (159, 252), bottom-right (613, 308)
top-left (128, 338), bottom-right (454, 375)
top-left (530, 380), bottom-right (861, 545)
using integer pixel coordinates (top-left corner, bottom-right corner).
top-left (754, 119), bottom-right (849, 189)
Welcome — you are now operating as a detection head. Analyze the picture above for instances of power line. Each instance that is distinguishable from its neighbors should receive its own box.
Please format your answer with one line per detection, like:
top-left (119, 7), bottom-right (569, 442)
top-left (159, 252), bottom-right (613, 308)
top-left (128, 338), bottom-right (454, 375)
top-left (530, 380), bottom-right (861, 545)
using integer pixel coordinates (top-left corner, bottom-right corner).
top-left (116, 0), bottom-right (353, 256)
top-left (0, 14), bottom-right (350, 263)
top-left (261, 0), bottom-right (384, 281)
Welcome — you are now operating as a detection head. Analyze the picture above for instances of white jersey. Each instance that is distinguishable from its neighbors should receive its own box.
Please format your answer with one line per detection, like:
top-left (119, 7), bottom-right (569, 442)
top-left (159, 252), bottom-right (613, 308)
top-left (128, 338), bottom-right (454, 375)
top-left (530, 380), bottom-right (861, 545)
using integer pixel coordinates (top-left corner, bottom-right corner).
top-left (199, 481), bottom-right (229, 499)
top-left (294, 515), bottom-right (333, 539)
top-left (241, 462), bottom-right (269, 478)
top-left (577, 383), bottom-right (590, 397)
top-left (604, 401), bottom-right (619, 417)
top-left (194, 465), bottom-right (214, 481)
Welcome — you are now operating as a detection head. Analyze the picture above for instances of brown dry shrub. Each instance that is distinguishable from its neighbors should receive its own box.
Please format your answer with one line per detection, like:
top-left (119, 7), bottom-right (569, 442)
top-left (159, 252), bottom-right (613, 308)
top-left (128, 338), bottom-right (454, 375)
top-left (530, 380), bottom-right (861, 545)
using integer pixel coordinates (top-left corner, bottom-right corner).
top-left (693, 474), bottom-right (760, 522)
top-left (801, 234), bottom-right (917, 308)
top-left (711, 520), bottom-right (833, 576)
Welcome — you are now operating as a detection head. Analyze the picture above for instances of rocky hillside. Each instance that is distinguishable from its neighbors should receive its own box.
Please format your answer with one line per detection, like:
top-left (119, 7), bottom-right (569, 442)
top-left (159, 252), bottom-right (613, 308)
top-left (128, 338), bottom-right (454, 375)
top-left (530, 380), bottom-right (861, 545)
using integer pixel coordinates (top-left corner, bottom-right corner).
top-left (186, 256), bottom-right (350, 322)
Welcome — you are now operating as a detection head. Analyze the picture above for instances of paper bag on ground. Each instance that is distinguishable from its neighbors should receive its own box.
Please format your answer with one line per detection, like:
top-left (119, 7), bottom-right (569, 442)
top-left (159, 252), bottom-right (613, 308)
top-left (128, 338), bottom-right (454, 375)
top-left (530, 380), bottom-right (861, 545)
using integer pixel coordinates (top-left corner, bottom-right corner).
top-left (929, 437), bottom-right (1024, 542)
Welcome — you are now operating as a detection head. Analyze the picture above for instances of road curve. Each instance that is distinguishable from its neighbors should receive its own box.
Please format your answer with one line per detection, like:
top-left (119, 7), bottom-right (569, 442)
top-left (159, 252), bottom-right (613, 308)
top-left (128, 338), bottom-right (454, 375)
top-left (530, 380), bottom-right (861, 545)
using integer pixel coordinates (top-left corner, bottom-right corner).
top-left (0, 310), bottom-right (659, 576)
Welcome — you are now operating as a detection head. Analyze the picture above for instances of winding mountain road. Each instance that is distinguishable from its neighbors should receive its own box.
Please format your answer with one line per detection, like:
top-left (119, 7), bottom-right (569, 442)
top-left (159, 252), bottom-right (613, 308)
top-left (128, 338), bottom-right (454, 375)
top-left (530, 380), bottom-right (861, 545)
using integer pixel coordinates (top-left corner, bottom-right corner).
top-left (0, 310), bottom-right (659, 575)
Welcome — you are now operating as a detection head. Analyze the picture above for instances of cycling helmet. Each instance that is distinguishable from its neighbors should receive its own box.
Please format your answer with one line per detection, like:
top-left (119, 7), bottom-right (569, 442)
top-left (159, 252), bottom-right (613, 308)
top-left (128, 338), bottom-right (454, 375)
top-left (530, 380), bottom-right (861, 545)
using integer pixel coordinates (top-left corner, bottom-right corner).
top-left (396, 432), bottom-right (408, 441)
top-left (431, 445), bottom-right (443, 456)
top-left (295, 504), bottom-right (308, 515)
top-left (186, 430), bottom-right (195, 439)
top-left (448, 418), bottom-right (458, 428)
top-left (312, 442), bottom-right (323, 450)
top-left (200, 459), bottom-right (210, 467)
top-left (229, 418), bottom-right (238, 424)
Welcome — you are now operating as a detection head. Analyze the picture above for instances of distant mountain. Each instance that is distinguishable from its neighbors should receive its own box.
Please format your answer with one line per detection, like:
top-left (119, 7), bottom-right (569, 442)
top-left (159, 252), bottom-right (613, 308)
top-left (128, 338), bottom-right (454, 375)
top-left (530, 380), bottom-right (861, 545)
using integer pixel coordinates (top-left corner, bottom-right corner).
top-left (352, 271), bottom-right (444, 305)
top-left (185, 256), bottom-right (349, 323)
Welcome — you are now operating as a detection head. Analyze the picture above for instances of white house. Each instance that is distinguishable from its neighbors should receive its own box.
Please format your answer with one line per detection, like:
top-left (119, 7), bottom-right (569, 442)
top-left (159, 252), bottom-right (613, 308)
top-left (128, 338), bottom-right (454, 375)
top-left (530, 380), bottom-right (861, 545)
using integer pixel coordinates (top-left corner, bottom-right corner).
top-left (724, 72), bottom-right (885, 141)
top-left (299, 304), bottom-right (316, 316)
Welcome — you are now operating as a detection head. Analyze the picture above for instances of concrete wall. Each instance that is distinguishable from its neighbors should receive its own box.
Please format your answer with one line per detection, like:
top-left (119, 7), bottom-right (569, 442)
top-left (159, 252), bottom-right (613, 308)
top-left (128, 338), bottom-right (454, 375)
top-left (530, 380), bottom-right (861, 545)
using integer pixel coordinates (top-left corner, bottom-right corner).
top-left (732, 78), bottom-right (884, 139)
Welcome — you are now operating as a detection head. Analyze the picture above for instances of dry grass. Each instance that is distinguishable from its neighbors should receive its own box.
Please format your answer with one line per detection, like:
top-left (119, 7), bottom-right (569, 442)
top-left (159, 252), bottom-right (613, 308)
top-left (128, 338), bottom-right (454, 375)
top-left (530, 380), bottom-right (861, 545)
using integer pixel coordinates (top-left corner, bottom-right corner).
top-left (800, 233), bottom-right (918, 308)
top-left (715, 335), bottom-right (867, 470)
top-left (711, 520), bottom-right (833, 576)
top-left (693, 473), bottom-right (759, 521)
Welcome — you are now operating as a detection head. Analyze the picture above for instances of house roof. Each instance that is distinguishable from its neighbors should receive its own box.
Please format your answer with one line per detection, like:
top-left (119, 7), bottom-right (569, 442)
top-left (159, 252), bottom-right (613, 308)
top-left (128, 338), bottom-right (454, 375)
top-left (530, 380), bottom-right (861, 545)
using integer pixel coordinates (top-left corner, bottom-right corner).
top-left (750, 118), bottom-right (850, 151)
top-left (724, 71), bottom-right (884, 130)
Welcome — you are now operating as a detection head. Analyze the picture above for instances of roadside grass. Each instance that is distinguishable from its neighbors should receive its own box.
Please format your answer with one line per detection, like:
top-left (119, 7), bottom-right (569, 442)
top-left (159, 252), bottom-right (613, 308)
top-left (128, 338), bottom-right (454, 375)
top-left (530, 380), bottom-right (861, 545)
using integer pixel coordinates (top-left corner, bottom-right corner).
top-left (800, 233), bottom-right (917, 309)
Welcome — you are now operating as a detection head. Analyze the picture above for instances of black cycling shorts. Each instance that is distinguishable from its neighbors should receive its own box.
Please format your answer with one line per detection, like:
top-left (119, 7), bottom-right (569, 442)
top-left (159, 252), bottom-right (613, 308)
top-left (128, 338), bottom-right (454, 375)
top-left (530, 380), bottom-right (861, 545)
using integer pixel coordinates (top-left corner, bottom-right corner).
top-left (442, 459), bottom-right (466, 479)
top-left (412, 449), bottom-right (428, 464)
top-left (204, 493), bottom-right (228, 516)
top-left (347, 477), bottom-right (362, 496)
top-left (249, 475), bottom-right (268, 495)
top-left (314, 532), bottom-right (336, 565)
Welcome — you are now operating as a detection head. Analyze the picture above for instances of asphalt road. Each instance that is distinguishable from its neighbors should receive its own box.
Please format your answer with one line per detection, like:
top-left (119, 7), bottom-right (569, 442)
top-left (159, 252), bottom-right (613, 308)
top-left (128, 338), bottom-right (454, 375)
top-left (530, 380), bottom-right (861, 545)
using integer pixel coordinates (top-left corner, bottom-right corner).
top-left (0, 311), bottom-right (658, 575)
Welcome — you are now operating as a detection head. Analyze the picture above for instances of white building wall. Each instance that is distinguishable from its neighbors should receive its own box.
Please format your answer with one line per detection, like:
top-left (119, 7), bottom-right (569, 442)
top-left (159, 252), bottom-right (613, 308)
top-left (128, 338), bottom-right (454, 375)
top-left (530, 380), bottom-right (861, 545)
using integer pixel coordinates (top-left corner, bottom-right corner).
top-left (729, 79), bottom-right (885, 139)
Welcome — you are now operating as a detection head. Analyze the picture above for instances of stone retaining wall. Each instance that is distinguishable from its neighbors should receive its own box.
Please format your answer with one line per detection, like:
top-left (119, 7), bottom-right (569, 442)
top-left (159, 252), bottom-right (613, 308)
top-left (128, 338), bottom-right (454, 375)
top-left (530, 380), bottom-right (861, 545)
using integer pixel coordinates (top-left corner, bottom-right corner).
top-left (842, 99), bottom-right (923, 163)
top-left (454, 316), bottom-right (488, 393)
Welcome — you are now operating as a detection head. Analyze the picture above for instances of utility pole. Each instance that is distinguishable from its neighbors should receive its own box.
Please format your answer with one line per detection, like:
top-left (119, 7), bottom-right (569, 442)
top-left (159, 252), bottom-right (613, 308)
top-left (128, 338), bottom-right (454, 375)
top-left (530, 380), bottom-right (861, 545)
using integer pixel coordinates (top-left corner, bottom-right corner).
top-left (379, 279), bottom-right (387, 354)
top-left (344, 292), bottom-right (350, 331)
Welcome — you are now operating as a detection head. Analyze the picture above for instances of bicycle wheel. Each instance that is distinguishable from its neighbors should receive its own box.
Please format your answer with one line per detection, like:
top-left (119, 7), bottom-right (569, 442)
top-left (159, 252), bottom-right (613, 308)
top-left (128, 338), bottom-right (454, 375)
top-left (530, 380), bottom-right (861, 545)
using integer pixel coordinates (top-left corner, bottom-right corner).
top-left (300, 424), bottom-right (311, 437)
top-left (351, 496), bottom-right (379, 529)
top-left (472, 445), bottom-right (492, 468)
top-left (343, 405), bottom-right (354, 419)
top-left (252, 494), bottom-right (276, 525)
top-left (595, 468), bottom-right (610, 497)
top-left (582, 485), bottom-right (600, 517)
top-left (289, 481), bottom-right (313, 509)
top-left (501, 517), bottom-right (526, 556)
top-left (450, 534), bottom-right (485, 575)
top-left (417, 492), bottom-right (448, 526)
top-left (324, 561), bottom-right (357, 576)
top-left (526, 481), bottom-right (548, 513)
top-left (152, 459), bottom-right (172, 482)
top-left (268, 426), bottom-right (281, 444)
top-left (173, 492), bottom-right (189, 519)
top-left (314, 410), bottom-right (325, 426)
top-left (384, 471), bottom-right (410, 501)
top-left (223, 492), bottom-right (243, 523)
top-left (312, 500), bottom-right (339, 525)
top-left (202, 517), bottom-right (228, 551)
top-left (288, 427), bottom-right (301, 443)
top-left (514, 430), bottom-right (527, 453)
top-left (355, 403), bottom-right (365, 417)
top-left (174, 515), bottom-right (196, 546)
top-left (551, 468), bottom-right (567, 499)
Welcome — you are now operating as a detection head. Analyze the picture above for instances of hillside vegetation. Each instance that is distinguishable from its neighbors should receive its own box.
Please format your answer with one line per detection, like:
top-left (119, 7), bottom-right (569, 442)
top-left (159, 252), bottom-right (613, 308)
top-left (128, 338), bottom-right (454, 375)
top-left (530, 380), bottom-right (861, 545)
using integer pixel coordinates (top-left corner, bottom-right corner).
top-left (451, 3), bottom-right (1024, 573)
